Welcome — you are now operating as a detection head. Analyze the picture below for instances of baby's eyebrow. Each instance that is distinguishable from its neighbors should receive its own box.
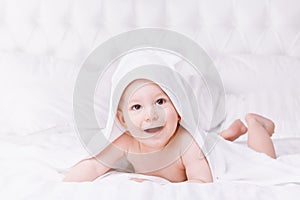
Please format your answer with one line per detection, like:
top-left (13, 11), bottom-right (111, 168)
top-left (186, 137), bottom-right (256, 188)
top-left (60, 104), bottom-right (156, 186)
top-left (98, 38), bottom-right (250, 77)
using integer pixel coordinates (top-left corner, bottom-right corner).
top-left (127, 98), bottom-right (140, 105)
top-left (127, 96), bottom-right (144, 104)
top-left (154, 92), bottom-right (169, 100)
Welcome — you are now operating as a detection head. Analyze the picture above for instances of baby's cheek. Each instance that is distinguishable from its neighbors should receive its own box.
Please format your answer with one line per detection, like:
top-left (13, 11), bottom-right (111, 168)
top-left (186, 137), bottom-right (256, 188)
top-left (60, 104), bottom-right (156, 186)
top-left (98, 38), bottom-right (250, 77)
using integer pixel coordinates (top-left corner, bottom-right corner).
top-left (167, 109), bottom-right (179, 120)
top-left (126, 114), bottom-right (142, 128)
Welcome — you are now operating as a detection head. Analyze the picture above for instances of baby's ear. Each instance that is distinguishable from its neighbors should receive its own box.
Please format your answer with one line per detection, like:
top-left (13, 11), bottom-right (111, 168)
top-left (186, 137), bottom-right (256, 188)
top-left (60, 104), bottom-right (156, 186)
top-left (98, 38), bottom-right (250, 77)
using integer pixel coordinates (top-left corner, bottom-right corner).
top-left (116, 109), bottom-right (127, 129)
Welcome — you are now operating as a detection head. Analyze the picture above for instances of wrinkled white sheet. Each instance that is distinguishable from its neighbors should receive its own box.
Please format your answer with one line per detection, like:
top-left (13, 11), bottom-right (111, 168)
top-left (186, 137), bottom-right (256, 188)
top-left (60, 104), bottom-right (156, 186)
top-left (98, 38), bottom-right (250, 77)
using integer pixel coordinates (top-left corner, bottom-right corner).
top-left (0, 127), bottom-right (300, 199)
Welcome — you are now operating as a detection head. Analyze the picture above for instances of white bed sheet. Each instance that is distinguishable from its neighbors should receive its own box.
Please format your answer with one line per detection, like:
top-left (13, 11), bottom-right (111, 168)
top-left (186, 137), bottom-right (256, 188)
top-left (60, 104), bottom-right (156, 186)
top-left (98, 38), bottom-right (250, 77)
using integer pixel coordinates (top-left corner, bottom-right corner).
top-left (1, 126), bottom-right (300, 200)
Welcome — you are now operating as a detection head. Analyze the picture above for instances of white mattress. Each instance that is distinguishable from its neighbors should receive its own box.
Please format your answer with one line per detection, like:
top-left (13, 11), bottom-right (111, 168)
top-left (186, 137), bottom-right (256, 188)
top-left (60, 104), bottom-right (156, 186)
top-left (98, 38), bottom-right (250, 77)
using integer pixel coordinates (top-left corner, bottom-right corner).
top-left (1, 126), bottom-right (300, 199)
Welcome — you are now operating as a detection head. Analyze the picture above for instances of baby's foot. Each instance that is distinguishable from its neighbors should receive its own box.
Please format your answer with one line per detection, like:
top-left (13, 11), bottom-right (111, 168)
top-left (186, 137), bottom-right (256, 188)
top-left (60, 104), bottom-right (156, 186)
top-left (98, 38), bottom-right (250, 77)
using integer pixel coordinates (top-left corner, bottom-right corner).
top-left (220, 119), bottom-right (248, 141)
top-left (245, 113), bottom-right (275, 136)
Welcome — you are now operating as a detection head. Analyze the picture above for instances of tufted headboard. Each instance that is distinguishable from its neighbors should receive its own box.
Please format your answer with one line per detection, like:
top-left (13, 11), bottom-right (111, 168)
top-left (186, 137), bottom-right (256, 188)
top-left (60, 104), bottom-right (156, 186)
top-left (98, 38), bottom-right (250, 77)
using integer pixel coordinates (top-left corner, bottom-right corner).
top-left (1, 0), bottom-right (300, 138)
top-left (1, 0), bottom-right (300, 61)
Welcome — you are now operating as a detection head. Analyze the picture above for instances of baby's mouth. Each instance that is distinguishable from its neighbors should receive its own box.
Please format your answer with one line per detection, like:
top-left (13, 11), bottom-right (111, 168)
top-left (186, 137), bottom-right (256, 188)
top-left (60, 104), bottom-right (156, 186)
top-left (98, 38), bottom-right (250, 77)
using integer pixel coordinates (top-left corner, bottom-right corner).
top-left (143, 126), bottom-right (164, 134)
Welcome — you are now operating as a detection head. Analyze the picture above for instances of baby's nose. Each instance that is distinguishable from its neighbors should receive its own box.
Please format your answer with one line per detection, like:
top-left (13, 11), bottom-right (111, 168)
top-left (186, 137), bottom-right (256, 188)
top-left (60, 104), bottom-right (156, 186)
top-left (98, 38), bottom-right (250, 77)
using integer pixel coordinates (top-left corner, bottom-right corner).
top-left (144, 106), bottom-right (161, 122)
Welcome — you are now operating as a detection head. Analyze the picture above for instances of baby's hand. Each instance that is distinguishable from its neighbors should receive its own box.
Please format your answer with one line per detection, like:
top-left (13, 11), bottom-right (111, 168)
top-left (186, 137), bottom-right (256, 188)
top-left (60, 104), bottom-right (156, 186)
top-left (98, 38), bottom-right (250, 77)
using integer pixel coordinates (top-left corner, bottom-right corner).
top-left (129, 177), bottom-right (150, 182)
top-left (129, 177), bottom-right (168, 185)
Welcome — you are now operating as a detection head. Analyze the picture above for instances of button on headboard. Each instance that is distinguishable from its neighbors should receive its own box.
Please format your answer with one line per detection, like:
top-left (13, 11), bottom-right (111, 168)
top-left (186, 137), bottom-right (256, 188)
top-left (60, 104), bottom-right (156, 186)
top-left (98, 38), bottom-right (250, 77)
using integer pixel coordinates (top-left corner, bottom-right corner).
top-left (0, 0), bottom-right (299, 62)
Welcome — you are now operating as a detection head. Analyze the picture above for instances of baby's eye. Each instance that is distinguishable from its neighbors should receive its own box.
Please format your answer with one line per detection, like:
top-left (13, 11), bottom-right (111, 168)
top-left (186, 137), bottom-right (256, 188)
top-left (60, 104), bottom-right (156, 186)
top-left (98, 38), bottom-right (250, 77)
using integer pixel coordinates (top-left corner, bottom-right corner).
top-left (156, 98), bottom-right (166, 105)
top-left (131, 104), bottom-right (142, 111)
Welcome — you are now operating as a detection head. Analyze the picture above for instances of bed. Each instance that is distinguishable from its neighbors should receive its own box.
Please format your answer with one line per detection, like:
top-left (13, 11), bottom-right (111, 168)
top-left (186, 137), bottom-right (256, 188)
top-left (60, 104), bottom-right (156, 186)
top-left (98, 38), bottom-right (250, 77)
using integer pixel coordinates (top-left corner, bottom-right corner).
top-left (1, 0), bottom-right (300, 199)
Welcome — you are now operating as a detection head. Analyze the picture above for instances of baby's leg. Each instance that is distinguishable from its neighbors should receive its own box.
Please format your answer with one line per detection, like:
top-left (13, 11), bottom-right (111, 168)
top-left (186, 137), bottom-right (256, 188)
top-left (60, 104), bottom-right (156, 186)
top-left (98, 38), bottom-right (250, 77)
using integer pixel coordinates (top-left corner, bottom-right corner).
top-left (245, 113), bottom-right (276, 158)
top-left (246, 113), bottom-right (275, 136)
top-left (220, 119), bottom-right (248, 141)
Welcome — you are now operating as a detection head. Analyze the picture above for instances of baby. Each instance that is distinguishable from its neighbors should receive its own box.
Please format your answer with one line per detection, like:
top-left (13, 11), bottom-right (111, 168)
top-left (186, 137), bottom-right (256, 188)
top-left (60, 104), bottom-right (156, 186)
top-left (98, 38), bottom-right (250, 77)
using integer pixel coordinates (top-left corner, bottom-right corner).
top-left (64, 79), bottom-right (276, 183)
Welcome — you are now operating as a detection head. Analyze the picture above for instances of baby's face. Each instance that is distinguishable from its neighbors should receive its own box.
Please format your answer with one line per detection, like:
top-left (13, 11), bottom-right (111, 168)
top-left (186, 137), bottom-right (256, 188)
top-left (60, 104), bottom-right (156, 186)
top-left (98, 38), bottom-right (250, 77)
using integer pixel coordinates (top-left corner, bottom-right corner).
top-left (117, 79), bottom-right (180, 150)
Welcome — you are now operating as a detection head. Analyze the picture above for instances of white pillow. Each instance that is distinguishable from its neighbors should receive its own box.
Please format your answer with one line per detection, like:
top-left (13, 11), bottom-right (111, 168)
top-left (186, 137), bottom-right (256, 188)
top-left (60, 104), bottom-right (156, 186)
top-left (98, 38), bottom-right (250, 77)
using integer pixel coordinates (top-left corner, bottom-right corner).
top-left (216, 54), bottom-right (300, 139)
top-left (1, 51), bottom-right (299, 140)
top-left (0, 52), bottom-right (80, 135)
top-left (215, 54), bottom-right (300, 95)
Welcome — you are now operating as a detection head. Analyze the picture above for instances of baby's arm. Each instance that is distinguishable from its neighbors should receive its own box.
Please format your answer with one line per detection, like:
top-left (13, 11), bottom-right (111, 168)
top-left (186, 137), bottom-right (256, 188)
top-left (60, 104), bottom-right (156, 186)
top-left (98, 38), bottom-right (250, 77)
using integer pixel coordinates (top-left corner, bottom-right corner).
top-left (63, 135), bottom-right (129, 182)
top-left (182, 140), bottom-right (213, 183)
top-left (63, 157), bottom-right (110, 182)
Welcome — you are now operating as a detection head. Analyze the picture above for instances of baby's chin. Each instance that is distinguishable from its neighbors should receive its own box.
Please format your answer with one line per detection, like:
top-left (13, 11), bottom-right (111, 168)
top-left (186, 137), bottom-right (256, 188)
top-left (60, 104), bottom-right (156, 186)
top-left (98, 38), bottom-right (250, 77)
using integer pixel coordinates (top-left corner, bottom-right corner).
top-left (135, 132), bottom-right (175, 151)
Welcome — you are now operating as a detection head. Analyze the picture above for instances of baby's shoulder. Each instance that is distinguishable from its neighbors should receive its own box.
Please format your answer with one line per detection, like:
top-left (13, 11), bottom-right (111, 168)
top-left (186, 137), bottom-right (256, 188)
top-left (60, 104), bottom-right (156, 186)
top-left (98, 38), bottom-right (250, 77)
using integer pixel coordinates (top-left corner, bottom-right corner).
top-left (175, 127), bottom-right (195, 149)
top-left (112, 132), bottom-right (134, 151)
top-left (176, 127), bottom-right (204, 158)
